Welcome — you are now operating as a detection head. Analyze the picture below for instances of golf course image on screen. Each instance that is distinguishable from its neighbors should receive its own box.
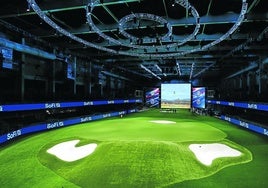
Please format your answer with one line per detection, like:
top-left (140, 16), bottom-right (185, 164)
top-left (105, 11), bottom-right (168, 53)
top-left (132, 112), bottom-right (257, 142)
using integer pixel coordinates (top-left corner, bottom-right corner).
top-left (161, 84), bottom-right (191, 109)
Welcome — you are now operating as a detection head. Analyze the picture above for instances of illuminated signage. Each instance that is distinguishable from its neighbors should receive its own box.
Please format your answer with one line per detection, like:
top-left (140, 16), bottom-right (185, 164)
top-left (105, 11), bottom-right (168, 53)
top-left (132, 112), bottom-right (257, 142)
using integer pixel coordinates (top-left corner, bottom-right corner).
top-left (208, 100), bottom-right (268, 112)
top-left (47, 121), bottom-right (64, 129)
top-left (7, 130), bottom-right (21, 140)
top-left (45, 103), bottom-right (61, 109)
top-left (81, 117), bottom-right (92, 122)
top-left (0, 99), bottom-right (142, 112)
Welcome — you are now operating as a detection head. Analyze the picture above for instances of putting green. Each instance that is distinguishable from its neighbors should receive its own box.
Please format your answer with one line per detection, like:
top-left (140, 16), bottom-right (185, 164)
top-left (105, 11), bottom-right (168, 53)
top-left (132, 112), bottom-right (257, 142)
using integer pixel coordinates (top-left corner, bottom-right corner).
top-left (0, 109), bottom-right (265, 188)
top-left (38, 139), bottom-right (250, 188)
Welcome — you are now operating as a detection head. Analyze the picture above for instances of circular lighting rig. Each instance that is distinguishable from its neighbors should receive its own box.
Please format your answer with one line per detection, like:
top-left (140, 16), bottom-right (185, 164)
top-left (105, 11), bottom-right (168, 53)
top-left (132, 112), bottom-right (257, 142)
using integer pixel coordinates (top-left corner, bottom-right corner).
top-left (86, 0), bottom-right (201, 50)
top-left (118, 13), bottom-right (173, 45)
top-left (27, 0), bottom-right (248, 58)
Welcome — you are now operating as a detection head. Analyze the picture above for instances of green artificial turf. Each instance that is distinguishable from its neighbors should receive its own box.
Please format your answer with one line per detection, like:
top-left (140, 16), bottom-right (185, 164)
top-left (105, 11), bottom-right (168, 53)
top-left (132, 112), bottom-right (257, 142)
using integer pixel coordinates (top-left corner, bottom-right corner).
top-left (0, 109), bottom-right (267, 188)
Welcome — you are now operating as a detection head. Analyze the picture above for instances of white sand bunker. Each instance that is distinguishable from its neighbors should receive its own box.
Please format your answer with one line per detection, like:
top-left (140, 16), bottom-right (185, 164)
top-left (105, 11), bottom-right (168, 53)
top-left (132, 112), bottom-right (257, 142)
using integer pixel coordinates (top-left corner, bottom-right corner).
top-left (47, 140), bottom-right (97, 162)
top-left (150, 120), bottom-right (176, 124)
top-left (189, 143), bottom-right (241, 166)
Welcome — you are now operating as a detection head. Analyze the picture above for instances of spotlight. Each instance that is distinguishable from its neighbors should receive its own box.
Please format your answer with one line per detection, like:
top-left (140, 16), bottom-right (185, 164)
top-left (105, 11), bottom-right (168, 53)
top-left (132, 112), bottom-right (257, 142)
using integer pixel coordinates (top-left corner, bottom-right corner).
top-left (26, 3), bottom-right (30, 12)
top-left (172, 0), bottom-right (177, 7)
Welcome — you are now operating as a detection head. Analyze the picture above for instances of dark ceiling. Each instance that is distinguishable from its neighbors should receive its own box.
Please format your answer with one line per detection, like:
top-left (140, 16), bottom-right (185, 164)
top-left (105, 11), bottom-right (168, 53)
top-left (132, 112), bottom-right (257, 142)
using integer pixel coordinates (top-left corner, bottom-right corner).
top-left (0, 0), bottom-right (267, 85)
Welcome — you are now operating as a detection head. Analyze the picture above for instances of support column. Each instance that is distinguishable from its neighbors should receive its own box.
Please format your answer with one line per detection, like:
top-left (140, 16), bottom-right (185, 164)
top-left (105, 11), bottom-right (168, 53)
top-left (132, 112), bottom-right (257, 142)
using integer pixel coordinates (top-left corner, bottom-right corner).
top-left (110, 77), bottom-right (116, 98)
top-left (48, 49), bottom-right (56, 100)
top-left (73, 56), bottom-right (77, 96)
top-left (83, 61), bottom-right (88, 98)
top-left (52, 60), bottom-right (56, 99)
top-left (20, 38), bottom-right (26, 102)
top-left (246, 72), bottom-right (252, 96)
top-left (258, 62), bottom-right (262, 95)
top-left (114, 77), bottom-right (118, 98)
top-left (239, 76), bottom-right (243, 89)
top-left (89, 62), bottom-right (92, 96)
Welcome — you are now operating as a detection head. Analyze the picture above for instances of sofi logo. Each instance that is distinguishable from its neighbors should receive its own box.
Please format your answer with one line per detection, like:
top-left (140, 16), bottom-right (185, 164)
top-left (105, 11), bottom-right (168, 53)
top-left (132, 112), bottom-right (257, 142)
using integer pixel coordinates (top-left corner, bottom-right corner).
top-left (0, 106), bottom-right (2, 111)
top-left (45, 103), bottom-right (61, 109)
top-left (81, 117), bottom-right (92, 122)
top-left (228, 102), bottom-right (234, 106)
top-left (7, 129), bottom-right (22, 140)
top-left (224, 116), bottom-right (231, 122)
top-left (248, 103), bottom-right (257, 109)
top-left (119, 111), bottom-right (125, 115)
top-left (47, 121), bottom-right (64, 129)
top-left (103, 114), bottom-right (111, 118)
top-left (84, 101), bottom-right (93, 106)
top-left (239, 121), bottom-right (249, 128)
top-left (264, 129), bottom-right (268, 136)
top-left (107, 100), bottom-right (115, 104)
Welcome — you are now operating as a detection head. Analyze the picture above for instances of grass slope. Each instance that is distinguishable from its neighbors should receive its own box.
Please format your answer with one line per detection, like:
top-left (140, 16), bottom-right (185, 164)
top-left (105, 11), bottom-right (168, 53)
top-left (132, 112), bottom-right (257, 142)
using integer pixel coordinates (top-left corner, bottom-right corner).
top-left (38, 139), bottom-right (250, 188)
top-left (0, 109), bottom-right (266, 188)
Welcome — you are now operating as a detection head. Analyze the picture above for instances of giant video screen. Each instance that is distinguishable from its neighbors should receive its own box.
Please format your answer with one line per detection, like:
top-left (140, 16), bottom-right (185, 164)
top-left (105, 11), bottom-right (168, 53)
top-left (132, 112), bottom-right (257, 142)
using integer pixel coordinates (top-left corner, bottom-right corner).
top-left (145, 88), bottom-right (159, 107)
top-left (192, 87), bottom-right (206, 109)
top-left (161, 83), bottom-right (191, 109)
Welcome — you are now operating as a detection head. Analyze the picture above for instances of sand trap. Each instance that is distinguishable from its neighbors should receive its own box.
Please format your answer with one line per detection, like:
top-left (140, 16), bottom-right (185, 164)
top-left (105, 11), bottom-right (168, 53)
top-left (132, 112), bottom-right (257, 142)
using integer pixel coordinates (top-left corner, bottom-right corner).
top-left (189, 143), bottom-right (241, 166)
top-left (47, 140), bottom-right (97, 162)
top-left (150, 120), bottom-right (176, 124)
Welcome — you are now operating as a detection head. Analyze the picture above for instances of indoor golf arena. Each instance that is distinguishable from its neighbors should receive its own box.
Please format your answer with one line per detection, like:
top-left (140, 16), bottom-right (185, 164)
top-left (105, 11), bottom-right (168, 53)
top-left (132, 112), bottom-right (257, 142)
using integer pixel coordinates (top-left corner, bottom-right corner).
top-left (0, 0), bottom-right (267, 187)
